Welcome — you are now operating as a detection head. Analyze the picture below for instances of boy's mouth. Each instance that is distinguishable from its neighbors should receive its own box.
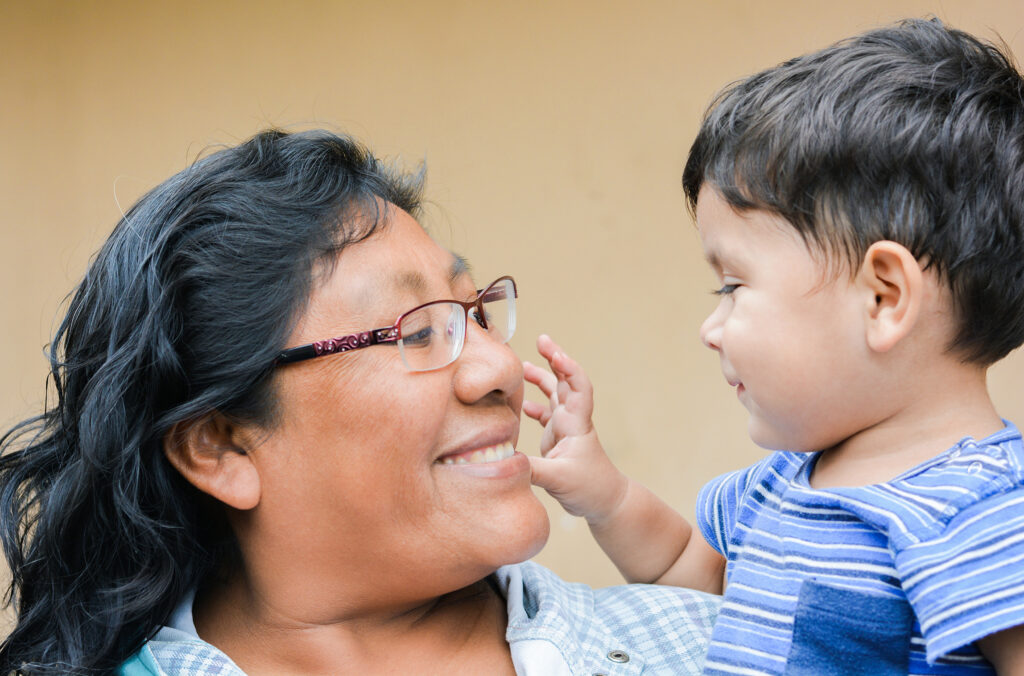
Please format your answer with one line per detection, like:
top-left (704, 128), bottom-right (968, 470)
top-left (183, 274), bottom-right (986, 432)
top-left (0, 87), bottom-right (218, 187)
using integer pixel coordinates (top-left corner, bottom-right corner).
top-left (725, 376), bottom-right (745, 397)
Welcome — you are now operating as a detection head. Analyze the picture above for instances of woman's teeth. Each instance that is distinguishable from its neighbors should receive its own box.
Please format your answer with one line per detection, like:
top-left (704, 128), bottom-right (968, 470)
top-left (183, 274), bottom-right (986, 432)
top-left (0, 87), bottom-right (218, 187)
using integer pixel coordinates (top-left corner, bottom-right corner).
top-left (439, 442), bottom-right (515, 465)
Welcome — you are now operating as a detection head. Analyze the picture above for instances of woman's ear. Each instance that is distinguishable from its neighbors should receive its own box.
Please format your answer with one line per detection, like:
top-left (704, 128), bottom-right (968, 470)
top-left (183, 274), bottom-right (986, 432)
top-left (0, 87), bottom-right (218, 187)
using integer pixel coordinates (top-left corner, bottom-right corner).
top-left (163, 414), bottom-right (261, 510)
top-left (857, 241), bottom-right (924, 353)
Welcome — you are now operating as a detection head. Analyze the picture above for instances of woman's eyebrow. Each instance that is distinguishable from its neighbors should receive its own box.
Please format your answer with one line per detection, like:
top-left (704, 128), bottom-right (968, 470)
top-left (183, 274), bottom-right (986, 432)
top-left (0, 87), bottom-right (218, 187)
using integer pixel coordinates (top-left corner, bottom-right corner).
top-left (393, 252), bottom-right (472, 293)
top-left (449, 252), bottom-right (471, 282)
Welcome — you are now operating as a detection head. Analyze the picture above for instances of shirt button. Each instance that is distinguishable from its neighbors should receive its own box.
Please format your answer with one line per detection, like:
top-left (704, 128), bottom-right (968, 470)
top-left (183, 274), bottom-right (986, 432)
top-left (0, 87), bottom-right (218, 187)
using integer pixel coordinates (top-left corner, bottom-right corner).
top-left (968, 461), bottom-right (983, 474)
top-left (607, 649), bottom-right (630, 663)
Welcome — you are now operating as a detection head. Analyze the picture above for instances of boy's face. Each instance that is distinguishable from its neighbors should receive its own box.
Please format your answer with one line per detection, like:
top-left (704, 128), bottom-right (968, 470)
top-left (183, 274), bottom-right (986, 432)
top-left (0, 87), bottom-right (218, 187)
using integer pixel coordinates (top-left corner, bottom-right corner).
top-left (696, 186), bottom-right (877, 453)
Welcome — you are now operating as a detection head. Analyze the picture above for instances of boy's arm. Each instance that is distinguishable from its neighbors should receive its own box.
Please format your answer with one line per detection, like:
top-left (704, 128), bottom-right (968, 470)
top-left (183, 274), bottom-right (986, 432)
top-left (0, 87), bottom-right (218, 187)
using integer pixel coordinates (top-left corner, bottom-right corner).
top-left (523, 334), bottom-right (725, 593)
top-left (979, 627), bottom-right (1024, 675)
top-left (585, 476), bottom-right (727, 591)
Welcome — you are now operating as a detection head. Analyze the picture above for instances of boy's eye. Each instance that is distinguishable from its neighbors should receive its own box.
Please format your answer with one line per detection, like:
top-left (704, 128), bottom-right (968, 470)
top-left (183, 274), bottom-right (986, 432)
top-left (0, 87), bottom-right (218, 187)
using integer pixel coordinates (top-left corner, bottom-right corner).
top-left (713, 284), bottom-right (739, 296)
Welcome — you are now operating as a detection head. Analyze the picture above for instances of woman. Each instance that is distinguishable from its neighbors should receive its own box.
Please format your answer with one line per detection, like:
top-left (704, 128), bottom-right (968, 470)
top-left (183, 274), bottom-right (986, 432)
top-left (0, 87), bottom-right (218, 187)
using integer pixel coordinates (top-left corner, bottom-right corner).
top-left (0, 129), bottom-right (718, 675)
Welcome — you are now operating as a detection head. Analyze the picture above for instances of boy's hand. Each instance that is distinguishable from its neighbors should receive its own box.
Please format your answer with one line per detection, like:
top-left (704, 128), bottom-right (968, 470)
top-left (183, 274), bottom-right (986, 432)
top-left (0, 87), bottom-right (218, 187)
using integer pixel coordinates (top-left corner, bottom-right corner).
top-left (523, 335), bottom-right (719, 590)
top-left (523, 334), bottom-right (628, 525)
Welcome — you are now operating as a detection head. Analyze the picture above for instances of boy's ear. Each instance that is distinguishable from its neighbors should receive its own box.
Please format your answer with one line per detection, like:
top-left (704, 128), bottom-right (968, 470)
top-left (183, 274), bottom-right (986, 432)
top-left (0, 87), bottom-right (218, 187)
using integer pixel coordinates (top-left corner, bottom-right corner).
top-left (857, 241), bottom-right (923, 353)
top-left (163, 414), bottom-right (261, 511)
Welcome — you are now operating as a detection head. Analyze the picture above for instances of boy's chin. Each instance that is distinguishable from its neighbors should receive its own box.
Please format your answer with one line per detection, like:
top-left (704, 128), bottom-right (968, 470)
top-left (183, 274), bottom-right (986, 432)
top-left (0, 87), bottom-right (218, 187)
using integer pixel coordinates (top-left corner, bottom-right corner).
top-left (747, 419), bottom-right (819, 454)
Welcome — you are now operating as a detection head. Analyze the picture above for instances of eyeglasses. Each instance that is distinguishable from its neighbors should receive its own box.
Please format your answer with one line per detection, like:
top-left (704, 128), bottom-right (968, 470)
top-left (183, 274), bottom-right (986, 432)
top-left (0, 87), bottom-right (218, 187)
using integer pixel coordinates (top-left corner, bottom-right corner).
top-left (274, 276), bottom-right (517, 372)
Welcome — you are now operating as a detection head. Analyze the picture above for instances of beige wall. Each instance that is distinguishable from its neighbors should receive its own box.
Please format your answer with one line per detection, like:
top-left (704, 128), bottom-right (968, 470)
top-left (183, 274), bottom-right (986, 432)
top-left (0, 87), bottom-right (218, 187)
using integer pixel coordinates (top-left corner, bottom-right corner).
top-left (3, 0), bottom-right (1024, 599)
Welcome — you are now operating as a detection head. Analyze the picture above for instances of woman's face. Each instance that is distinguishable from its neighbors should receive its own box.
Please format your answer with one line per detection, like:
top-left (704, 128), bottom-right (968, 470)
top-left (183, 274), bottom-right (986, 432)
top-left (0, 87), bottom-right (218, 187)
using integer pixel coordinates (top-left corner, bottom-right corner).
top-left (237, 206), bottom-right (549, 611)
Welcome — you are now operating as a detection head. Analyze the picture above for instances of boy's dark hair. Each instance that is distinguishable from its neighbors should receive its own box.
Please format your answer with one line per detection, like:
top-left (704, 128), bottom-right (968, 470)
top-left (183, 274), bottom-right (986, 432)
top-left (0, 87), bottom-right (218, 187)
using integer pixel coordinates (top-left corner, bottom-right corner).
top-left (0, 129), bottom-right (423, 674)
top-left (683, 17), bottom-right (1024, 365)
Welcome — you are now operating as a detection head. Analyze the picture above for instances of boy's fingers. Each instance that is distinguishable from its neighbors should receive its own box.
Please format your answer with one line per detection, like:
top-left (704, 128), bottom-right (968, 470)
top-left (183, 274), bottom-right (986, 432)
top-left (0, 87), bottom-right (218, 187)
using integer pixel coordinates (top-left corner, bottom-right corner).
top-left (522, 400), bottom-right (542, 420)
top-left (522, 399), bottom-right (552, 426)
top-left (556, 377), bottom-right (571, 409)
top-left (536, 333), bottom-right (565, 363)
top-left (550, 350), bottom-right (593, 398)
top-left (523, 360), bottom-right (553, 382)
top-left (523, 361), bottom-right (558, 401)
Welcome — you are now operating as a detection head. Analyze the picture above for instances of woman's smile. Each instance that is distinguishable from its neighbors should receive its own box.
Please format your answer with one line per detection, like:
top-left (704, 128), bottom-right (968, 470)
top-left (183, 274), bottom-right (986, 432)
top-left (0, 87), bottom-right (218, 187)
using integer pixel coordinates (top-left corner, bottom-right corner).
top-left (437, 441), bottom-right (516, 465)
top-left (433, 418), bottom-right (529, 480)
top-left (434, 444), bottom-right (531, 480)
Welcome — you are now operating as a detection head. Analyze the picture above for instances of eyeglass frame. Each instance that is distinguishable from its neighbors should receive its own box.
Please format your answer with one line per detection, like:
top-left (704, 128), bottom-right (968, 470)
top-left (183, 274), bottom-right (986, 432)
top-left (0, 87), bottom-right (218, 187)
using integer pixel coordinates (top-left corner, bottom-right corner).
top-left (273, 275), bottom-right (517, 369)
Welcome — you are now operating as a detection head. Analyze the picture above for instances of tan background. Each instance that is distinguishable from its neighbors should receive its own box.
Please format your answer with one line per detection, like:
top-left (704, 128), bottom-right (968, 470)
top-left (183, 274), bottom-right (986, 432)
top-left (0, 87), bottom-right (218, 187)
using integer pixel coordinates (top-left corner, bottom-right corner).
top-left (3, 0), bottom-right (1024, 604)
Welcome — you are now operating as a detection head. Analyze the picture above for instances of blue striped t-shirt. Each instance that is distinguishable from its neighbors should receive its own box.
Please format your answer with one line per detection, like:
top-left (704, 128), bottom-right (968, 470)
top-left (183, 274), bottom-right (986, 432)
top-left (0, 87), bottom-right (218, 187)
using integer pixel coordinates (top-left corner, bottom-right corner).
top-left (697, 422), bottom-right (1024, 675)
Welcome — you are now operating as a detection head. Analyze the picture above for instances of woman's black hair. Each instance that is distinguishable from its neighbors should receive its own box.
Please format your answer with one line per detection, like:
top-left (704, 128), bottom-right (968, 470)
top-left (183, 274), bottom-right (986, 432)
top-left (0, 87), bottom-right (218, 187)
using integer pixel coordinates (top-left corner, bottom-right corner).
top-left (0, 129), bottom-right (423, 674)
top-left (683, 18), bottom-right (1024, 364)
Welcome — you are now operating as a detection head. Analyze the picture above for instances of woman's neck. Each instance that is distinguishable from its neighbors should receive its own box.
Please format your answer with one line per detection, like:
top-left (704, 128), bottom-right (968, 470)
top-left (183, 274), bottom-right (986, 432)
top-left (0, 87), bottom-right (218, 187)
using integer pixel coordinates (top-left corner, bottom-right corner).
top-left (193, 572), bottom-right (516, 676)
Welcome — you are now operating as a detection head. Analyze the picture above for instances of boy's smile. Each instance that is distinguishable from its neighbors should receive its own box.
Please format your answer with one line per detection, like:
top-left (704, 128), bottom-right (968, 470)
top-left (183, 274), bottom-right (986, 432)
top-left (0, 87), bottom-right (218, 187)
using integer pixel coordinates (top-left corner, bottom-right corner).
top-left (696, 186), bottom-right (877, 454)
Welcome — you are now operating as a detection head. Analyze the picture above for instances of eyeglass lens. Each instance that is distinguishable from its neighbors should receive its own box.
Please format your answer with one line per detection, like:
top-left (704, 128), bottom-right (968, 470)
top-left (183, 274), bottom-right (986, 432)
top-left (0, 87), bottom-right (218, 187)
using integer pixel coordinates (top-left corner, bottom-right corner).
top-left (396, 278), bottom-right (516, 372)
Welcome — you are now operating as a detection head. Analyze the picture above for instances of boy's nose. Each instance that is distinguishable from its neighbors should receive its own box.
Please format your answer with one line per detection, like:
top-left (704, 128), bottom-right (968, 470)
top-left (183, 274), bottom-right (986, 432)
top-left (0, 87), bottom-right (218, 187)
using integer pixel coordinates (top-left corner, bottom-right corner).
top-left (700, 308), bottom-right (724, 351)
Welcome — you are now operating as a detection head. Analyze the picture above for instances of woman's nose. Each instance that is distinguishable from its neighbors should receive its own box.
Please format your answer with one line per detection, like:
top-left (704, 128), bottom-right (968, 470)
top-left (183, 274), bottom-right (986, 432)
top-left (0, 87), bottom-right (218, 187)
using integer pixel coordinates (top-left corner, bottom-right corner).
top-left (700, 304), bottom-right (724, 352)
top-left (453, 321), bottom-right (523, 404)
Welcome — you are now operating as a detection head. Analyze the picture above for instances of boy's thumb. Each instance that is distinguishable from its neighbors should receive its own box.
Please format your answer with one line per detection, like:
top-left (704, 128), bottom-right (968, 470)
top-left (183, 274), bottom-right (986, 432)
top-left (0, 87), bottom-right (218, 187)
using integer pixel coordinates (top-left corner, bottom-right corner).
top-left (528, 454), bottom-right (561, 492)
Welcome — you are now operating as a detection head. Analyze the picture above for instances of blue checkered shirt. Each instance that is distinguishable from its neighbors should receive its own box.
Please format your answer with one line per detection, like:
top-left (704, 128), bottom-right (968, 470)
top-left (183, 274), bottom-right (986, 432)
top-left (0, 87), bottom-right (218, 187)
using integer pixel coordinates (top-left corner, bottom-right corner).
top-left (119, 561), bottom-right (720, 675)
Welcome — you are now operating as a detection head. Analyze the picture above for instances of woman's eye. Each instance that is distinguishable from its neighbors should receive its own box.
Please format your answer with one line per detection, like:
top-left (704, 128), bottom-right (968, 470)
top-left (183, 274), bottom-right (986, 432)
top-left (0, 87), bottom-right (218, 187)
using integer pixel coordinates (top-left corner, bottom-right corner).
top-left (469, 308), bottom-right (487, 328)
top-left (713, 284), bottom-right (739, 296)
top-left (402, 326), bottom-right (434, 347)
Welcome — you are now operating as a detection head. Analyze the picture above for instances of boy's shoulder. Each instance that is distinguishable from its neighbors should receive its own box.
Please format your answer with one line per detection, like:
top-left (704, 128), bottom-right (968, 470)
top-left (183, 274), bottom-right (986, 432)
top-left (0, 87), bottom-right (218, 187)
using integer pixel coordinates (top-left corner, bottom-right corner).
top-left (701, 423), bottom-right (1024, 546)
top-left (889, 423), bottom-right (1024, 662)
top-left (902, 421), bottom-right (1022, 523)
top-left (899, 421), bottom-right (1023, 488)
top-left (824, 422), bottom-right (1024, 548)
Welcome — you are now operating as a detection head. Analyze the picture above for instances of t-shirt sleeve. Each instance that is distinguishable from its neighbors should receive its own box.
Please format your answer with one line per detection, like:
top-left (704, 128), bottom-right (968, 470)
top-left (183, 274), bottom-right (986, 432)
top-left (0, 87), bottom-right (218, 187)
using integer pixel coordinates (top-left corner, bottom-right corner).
top-left (696, 462), bottom-right (760, 558)
top-left (896, 487), bottom-right (1024, 663)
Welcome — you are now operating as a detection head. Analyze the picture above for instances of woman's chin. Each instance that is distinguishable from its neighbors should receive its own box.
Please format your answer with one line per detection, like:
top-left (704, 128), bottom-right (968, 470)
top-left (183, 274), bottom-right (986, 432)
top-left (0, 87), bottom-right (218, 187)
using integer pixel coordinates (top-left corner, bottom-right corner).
top-left (492, 496), bottom-right (551, 566)
top-left (517, 506), bottom-right (551, 562)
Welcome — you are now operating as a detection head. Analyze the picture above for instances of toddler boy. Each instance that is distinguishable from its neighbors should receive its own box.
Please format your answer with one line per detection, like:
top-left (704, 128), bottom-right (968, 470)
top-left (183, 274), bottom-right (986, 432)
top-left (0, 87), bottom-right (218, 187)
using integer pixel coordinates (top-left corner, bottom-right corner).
top-left (525, 18), bottom-right (1024, 675)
